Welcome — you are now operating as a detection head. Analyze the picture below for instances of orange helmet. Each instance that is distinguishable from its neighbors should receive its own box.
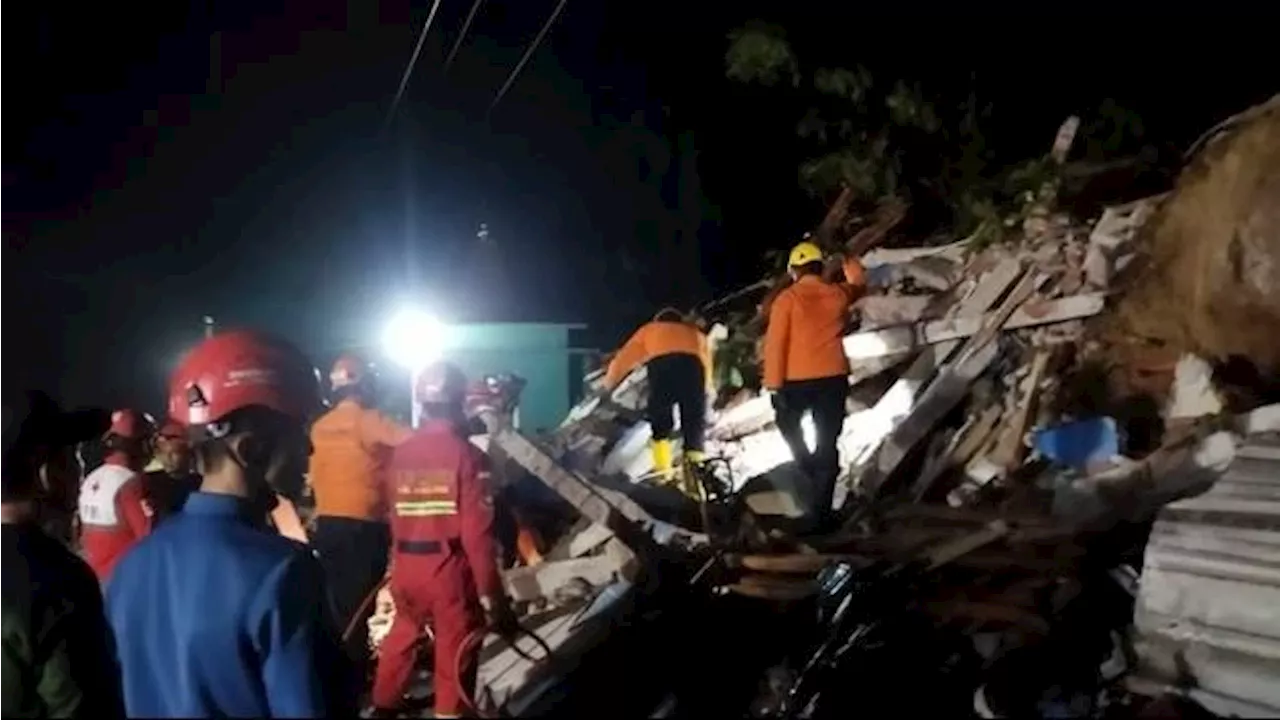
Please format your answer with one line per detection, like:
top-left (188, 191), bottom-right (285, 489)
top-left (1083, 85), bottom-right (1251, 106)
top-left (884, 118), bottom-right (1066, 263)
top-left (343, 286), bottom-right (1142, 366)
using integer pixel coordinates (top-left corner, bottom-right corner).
top-left (415, 361), bottom-right (467, 406)
top-left (168, 330), bottom-right (320, 428)
top-left (329, 353), bottom-right (367, 392)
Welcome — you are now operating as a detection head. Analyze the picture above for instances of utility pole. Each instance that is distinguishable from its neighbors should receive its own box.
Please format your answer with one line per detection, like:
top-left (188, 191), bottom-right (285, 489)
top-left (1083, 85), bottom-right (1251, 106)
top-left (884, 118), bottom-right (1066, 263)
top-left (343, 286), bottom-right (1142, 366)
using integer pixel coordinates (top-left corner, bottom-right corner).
top-left (202, 316), bottom-right (215, 339)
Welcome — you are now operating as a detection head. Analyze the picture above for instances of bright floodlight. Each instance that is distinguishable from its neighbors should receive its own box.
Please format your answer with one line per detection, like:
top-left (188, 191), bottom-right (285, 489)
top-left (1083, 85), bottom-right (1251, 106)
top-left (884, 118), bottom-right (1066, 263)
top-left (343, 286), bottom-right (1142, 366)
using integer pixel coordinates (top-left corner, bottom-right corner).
top-left (381, 307), bottom-right (448, 371)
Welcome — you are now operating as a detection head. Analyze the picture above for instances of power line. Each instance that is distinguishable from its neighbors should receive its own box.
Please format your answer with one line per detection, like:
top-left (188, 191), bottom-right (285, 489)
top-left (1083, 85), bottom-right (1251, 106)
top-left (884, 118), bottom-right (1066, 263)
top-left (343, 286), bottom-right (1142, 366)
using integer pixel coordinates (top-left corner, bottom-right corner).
top-left (443, 0), bottom-right (486, 75)
top-left (487, 0), bottom-right (569, 117)
top-left (383, 0), bottom-right (445, 133)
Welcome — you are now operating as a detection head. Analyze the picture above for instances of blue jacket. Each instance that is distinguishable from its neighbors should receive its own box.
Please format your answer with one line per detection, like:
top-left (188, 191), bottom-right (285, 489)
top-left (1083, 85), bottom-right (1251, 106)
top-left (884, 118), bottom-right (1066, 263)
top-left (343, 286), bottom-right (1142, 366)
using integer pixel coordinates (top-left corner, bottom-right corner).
top-left (105, 493), bottom-right (348, 718)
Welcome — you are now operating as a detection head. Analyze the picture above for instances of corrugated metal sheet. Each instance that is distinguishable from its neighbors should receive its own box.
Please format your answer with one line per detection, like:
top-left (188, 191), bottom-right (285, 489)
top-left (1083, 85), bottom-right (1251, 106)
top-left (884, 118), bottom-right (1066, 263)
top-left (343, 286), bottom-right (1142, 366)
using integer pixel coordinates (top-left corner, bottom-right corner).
top-left (1134, 434), bottom-right (1280, 717)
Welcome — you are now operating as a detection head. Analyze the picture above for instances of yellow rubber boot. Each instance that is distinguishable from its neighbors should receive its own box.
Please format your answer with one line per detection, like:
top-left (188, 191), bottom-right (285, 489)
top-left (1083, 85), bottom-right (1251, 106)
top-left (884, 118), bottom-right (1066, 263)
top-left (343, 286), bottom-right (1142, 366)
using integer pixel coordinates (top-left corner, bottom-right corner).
top-left (650, 439), bottom-right (675, 483)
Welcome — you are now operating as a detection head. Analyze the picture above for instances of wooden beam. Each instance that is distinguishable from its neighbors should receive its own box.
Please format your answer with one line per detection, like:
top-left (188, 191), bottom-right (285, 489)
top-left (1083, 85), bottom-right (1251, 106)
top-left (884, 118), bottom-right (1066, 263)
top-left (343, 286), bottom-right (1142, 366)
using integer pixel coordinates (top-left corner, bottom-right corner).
top-left (858, 272), bottom-right (1045, 498)
top-left (843, 261), bottom-right (1022, 477)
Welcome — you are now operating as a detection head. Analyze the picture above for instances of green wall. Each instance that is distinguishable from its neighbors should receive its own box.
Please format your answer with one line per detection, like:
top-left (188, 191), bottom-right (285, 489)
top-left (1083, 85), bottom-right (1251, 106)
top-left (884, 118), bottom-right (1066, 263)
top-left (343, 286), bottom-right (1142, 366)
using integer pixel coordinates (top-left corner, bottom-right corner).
top-left (443, 323), bottom-right (577, 433)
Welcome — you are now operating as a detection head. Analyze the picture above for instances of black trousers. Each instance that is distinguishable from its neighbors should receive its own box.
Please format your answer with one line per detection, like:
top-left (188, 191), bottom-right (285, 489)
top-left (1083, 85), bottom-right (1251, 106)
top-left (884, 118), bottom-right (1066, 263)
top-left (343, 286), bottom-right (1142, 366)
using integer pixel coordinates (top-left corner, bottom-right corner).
top-left (312, 516), bottom-right (391, 669)
top-left (774, 376), bottom-right (849, 517)
top-left (647, 353), bottom-right (707, 452)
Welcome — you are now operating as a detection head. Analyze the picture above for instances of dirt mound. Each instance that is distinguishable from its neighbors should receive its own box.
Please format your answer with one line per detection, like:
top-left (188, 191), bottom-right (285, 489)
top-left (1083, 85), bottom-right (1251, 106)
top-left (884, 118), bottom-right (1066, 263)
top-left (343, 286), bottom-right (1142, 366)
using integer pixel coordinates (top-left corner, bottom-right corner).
top-left (1109, 97), bottom-right (1280, 378)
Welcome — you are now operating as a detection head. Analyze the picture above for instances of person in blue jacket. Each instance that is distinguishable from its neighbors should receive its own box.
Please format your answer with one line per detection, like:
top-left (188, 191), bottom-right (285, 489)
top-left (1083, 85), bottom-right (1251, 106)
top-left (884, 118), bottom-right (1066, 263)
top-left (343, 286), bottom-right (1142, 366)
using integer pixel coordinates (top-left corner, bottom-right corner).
top-left (105, 330), bottom-right (352, 717)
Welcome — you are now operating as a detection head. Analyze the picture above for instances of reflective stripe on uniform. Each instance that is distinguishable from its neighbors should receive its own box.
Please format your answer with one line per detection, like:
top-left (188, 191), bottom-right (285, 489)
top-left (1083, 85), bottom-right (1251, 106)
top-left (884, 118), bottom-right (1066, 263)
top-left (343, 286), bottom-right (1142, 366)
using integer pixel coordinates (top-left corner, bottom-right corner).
top-left (394, 499), bottom-right (459, 516)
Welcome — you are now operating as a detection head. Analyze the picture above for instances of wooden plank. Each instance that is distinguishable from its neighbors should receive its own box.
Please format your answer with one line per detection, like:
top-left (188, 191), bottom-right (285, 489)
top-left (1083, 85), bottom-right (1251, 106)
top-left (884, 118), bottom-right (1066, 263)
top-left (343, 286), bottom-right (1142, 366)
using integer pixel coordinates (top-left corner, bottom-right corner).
top-left (925, 520), bottom-right (1010, 569)
top-left (987, 350), bottom-right (1053, 470)
top-left (911, 403), bottom-right (1004, 501)
top-left (843, 262), bottom-right (1023, 473)
top-left (859, 273), bottom-right (1044, 498)
top-left (842, 292), bottom-right (1105, 361)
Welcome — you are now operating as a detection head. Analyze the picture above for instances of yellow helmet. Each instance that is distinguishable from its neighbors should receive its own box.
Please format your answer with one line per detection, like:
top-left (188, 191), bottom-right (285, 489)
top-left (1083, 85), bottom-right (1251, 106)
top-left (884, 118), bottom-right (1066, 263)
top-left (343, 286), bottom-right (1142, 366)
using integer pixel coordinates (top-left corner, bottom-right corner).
top-left (788, 241), bottom-right (824, 268)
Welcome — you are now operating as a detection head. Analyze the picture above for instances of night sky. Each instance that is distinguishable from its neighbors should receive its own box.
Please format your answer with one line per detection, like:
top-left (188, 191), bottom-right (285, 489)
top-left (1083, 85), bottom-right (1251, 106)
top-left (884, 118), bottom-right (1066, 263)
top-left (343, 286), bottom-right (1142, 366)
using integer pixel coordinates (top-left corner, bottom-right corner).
top-left (5, 2), bottom-right (1275, 413)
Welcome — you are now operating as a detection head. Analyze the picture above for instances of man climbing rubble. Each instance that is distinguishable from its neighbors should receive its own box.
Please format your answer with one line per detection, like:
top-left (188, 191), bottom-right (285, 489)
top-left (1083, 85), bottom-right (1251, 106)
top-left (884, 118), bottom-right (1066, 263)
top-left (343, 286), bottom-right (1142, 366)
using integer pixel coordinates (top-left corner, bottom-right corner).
top-left (369, 360), bottom-right (518, 719)
top-left (105, 330), bottom-right (350, 717)
top-left (763, 240), bottom-right (867, 530)
top-left (140, 418), bottom-right (201, 527)
top-left (77, 409), bottom-right (153, 583)
top-left (1, 391), bottom-right (123, 718)
top-left (604, 308), bottom-right (714, 489)
top-left (308, 352), bottom-right (412, 675)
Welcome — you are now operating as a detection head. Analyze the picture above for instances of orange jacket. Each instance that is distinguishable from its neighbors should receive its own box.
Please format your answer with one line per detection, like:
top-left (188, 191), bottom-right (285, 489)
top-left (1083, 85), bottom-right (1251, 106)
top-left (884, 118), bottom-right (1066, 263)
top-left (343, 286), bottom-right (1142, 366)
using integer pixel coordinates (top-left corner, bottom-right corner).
top-left (307, 398), bottom-right (413, 521)
top-left (604, 320), bottom-right (712, 391)
top-left (763, 261), bottom-right (867, 390)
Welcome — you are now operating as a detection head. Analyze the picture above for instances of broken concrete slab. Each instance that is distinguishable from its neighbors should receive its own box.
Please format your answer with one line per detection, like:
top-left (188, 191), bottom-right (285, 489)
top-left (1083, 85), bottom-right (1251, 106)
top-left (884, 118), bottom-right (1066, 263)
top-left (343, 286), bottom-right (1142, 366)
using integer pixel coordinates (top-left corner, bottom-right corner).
top-left (857, 295), bottom-right (938, 328)
top-left (843, 293), bottom-right (1105, 361)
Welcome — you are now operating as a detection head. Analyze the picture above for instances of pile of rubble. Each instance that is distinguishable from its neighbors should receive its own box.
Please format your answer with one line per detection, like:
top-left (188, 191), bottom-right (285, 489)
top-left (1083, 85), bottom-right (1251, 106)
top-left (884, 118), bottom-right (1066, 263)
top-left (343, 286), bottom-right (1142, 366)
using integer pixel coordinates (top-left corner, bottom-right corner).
top-left (527, 100), bottom-right (1278, 717)
top-left (367, 98), bottom-right (1280, 717)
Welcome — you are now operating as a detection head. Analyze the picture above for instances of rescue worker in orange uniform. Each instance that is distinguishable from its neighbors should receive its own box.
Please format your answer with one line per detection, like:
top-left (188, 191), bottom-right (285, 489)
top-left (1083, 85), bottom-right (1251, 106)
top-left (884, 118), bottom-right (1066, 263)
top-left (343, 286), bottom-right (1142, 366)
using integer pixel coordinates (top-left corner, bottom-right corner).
top-left (605, 308), bottom-right (713, 483)
top-left (370, 361), bottom-right (517, 719)
top-left (763, 241), bottom-right (867, 529)
top-left (307, 353), bottom-right (412, 671)
top-left (77, 409), bottom-right (153, 583)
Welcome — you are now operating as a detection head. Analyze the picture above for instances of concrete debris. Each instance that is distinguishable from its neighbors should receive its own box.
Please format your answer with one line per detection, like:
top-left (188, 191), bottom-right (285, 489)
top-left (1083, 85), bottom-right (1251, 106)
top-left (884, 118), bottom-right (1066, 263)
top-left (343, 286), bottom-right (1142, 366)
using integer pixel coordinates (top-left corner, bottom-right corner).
top-left (361, 104), bottom-right (1280, 717)
top-left (522, 172), bottom-right (1275, 713)
top-left (855, 294), bottom-right (938, 328)
top-left (1164, 353), bottom-right (1225, 422)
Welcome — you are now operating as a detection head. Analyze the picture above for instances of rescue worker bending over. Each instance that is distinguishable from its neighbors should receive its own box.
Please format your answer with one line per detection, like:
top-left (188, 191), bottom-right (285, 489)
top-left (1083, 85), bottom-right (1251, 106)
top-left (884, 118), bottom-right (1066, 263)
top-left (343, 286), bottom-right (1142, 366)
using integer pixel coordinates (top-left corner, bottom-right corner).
top-left (1, 391), bottom-right (124, 718)
top-left (763, 241), bottom-right (867, 529)
top-left (308, 353), bottom-right (411, 672)
top-left (105, 330), bottom-right (349, 718)
top-left (140, 418), bottom-right (201, 527)
top-left (370, 361), bottom-right (518, 719)
top-left (78, 409), bottom-right (153, 583)
top-left (605, 308), bottom-right (713, 483)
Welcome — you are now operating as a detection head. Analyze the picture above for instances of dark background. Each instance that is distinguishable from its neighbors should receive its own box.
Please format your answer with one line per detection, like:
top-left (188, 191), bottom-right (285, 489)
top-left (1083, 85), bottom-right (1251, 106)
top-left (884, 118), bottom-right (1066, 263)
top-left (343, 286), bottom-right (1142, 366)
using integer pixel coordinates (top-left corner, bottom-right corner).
top-left (5, 2), bottom-right (1275, 413)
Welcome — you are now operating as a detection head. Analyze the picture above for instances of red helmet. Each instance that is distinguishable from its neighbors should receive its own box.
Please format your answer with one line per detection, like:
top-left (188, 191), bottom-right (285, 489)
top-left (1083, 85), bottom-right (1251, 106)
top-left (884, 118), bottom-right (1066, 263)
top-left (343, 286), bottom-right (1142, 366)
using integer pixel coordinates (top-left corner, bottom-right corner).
top-left (106, 409), bottom-right (151, 441)
top-left (168, 330), bottom-right (320, 427)
top-left (415, 361), bottom-right (467, 406)
top-left (329, 353), bottom-right (367, 392)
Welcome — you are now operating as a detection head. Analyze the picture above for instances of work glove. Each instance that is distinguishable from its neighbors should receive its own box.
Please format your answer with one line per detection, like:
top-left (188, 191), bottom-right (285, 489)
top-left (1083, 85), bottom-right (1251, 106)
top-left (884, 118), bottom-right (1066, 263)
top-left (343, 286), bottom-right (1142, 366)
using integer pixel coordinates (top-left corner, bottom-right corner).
top-left (480, 594), bottom-right (521, 640)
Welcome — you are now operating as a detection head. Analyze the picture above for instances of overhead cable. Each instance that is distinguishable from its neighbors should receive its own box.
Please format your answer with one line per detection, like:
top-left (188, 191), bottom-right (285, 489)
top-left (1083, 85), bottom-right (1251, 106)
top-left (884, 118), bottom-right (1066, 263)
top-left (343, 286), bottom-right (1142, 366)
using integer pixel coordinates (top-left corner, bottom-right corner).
top-left (443, 0), bottom-right (486, 75)
top-left (487, 0), bottom-right (569, 117)
top-left (383, 0), bottom-right (445, 133)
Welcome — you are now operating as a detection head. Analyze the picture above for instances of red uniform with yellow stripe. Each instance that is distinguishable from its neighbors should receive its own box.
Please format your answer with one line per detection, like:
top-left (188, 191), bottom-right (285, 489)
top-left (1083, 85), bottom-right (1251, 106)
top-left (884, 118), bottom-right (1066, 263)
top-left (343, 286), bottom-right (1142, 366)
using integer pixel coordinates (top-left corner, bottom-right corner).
top-left (371, 419), bottom-right (501, 717)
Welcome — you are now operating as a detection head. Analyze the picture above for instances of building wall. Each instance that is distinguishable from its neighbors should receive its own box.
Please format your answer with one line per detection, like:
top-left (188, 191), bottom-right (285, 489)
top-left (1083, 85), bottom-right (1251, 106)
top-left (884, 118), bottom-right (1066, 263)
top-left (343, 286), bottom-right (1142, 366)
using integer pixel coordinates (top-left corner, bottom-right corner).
top-left (445, 323), bottom-right (576, 433)
top-left (328, 322), bottom-right (581, 433)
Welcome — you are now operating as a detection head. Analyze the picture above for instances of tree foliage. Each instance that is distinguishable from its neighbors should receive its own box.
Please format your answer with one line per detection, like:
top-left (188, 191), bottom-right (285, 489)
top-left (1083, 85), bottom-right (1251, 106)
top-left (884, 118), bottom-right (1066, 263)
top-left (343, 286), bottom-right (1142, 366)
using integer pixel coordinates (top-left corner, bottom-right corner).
top-left (724, 25), bottom-right (1148, 243)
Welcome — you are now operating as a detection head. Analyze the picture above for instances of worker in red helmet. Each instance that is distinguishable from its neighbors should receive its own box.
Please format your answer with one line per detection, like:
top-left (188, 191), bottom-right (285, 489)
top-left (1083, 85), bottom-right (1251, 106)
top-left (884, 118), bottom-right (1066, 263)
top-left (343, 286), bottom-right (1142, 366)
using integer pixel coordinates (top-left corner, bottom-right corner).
top-left (77, 408), bottom-right (154, 583)
top-left (369, 360), bottom-right (517, 719)
top-left (140, 418), bottom-right (201, 527)
top-left (104, 330), bottom-right (349, 717)
top-left (308, 352), bottom-right (411, 673)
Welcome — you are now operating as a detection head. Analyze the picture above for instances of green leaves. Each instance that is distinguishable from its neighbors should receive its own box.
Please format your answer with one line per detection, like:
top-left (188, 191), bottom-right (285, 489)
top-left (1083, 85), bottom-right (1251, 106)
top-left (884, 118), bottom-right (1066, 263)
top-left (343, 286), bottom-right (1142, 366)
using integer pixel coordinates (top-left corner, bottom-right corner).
top-left (814, 66), bottom-right (872, 103)
top-left (725, 25), bottom-right (800, 87)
